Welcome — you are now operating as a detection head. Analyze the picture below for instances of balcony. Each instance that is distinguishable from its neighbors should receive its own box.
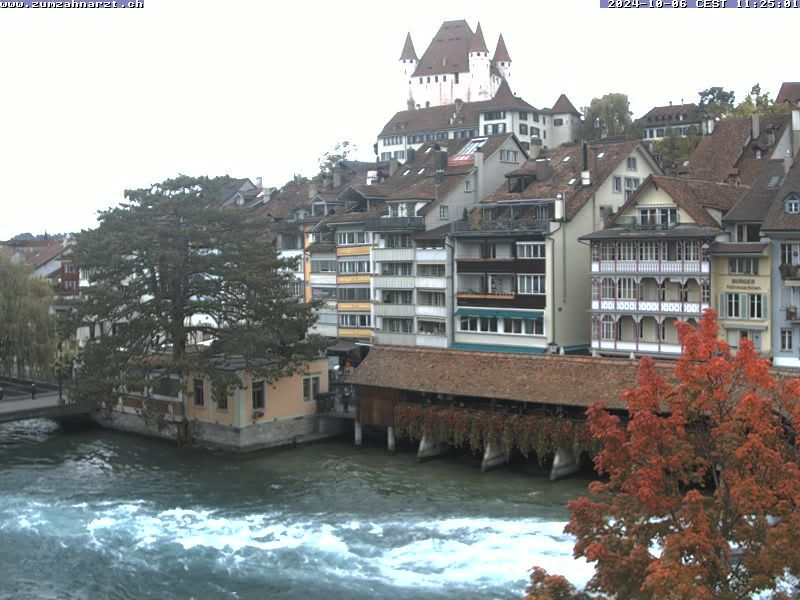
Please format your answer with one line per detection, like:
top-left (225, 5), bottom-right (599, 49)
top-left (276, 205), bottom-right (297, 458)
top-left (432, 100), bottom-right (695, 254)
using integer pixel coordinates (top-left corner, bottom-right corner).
top-left (373, 247), bottom-right (415, 262)
top-left (374, 303), bottom-right (415, 317)
top-left (373, 275), bottom-right (415, 289)
top-left (457, 258), bottom-right (545, 274)
top-left (592, 339), bottom-right (682, 355)
top-left (416, 249), bottom-right (447, 262)
top-left (787, 306), bottom-right (800, 322)
top-left (415, 276), bottom-right (446, 289)
top-left (366, 216), bottom-right (425, 231)
top-left (591, 299), bottom-right (709, 315)
top-left (374, 331), bottom-right (417, 346)
top-left (416, 305), bottom-right (447, 318)
top-left (591, 260), bottom-right (710, 274)
top-left (456, 292), bottom-right (546, 309)
top-left (450, 218), bottom-right (550, 235)
top-left (416, 334), bottom-right (448, 348)
top-left (780, 264), bottom-right (800, 281)
top-left (619, 217), bottom-right (680, 230)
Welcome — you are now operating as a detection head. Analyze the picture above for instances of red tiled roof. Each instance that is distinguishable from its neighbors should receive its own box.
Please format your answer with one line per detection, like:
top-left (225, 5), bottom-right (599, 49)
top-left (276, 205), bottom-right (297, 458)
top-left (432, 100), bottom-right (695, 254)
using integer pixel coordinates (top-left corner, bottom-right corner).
top-left (761, 159), bottom-right (800, 231)
top-left (492, 33), bottom-right (511, 62)
top-left (400, 32), bottom-right (417, 61)
top-left (641, 103), bottom-right (701, 125)
top-left (347, 346), bottom-right (677, 410)
top-left (413, 20), bottom-right (474, 77)
top-left (776, 82), bottom-right (800, 106)
top-left (551, 94), bottom-right (580, 116)
top-left (468, 22), bottom-right (488, 53)
top-left (608, 176), bottom-right (744, 228)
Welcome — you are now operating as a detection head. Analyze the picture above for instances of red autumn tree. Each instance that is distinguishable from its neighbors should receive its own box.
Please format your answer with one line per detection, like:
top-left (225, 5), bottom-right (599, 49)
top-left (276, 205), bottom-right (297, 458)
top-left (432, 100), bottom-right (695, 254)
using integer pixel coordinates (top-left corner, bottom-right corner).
top-left (526, 310), bottom-right (800, 600)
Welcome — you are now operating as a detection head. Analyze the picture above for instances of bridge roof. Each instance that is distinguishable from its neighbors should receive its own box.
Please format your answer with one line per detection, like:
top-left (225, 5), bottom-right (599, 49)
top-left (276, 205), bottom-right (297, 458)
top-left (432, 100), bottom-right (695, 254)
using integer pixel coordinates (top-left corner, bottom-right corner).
top-left (347, 346), bottom-right (675, 410)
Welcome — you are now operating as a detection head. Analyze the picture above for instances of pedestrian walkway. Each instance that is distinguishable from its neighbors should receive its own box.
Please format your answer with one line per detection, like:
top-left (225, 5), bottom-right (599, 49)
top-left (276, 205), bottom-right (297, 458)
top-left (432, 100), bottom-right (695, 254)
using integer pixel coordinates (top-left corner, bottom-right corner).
top-left (0, 377), bottom-right (87, 424)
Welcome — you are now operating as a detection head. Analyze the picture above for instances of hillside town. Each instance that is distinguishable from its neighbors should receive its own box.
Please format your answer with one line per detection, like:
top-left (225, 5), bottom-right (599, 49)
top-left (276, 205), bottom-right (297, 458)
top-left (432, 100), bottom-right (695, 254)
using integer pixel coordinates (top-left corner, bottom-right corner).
top-left (4, 12), bottom-right (800, 600)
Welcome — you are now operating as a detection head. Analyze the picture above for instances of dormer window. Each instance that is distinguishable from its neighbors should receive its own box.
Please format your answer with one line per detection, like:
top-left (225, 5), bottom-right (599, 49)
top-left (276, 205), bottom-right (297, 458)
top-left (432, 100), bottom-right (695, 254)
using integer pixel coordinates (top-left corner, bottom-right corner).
top-left (417, 168), bottom-right (425, 175)
top-left (786, 193), bottom-right (800, 214)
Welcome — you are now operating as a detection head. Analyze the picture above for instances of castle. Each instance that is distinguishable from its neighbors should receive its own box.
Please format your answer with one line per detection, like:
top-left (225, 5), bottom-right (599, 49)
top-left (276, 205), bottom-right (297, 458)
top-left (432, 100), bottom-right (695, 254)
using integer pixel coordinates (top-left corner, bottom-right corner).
top-left (400, 20), bottom-right (511, 110)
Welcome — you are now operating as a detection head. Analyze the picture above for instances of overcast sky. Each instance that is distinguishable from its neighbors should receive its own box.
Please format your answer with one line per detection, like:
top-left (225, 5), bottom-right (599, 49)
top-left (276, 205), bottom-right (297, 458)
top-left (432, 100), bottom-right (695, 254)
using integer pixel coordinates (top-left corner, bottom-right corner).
top-left (0, 0), bottom-right (795, 239)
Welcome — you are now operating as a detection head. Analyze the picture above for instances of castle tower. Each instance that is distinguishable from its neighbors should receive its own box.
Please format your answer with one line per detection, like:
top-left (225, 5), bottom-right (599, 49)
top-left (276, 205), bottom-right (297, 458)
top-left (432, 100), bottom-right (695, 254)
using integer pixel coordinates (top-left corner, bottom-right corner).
top-left (467, 22), bottom-right (491, 102)
top-left (399, 32), bottom-right (418, 110)
top-left (492, 33), bottom-right (512, 83)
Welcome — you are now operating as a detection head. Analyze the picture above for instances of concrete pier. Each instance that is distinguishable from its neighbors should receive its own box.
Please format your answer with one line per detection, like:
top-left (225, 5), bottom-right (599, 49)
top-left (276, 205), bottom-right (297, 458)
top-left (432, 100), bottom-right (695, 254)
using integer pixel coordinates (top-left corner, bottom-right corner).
top-left (480, 441), bottom-right (506, 472)
top-left (387, 426), bottom-right (396, 454)
top-left (354, 420), bottom-right (362, 447)
top-left (549, 445), bottom-right (580, 481)
top-left (416, 434), bottom-right (448, 461)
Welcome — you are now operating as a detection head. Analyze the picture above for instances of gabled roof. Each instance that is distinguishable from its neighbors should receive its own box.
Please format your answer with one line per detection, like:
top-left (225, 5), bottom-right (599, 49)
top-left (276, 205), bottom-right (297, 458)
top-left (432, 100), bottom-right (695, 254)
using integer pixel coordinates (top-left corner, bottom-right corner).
top-left (347, 346), bottom-right (677, 410)
top-left (380, 83), bottom-right (534, 137)
top-left (687, 115), bottom-right (789, 184)
top-left (607, 176), bottom-right (744, 229)
top-left (761, 159), bottom-right (800, 231)
top-left (551, 94), bottom-right (580, 116)
top-left (776, 82), bottom-right (800, 106)
top-left (251, 180), bottom-right (310, 221)
top-left (468, 22), bottom-right (488, 53)
top-left (400, 32), bottom-right (417, 61)
top-left (640, 103), bottom-right (701, 125)
top-left (492, 33), bottom-right (511, 62)
top-left (413, 20), bottom-right (474, 77)
top-left (724, 159), bottom-right (785, 223)
top-left (486, 139), bottom-right (656, 220)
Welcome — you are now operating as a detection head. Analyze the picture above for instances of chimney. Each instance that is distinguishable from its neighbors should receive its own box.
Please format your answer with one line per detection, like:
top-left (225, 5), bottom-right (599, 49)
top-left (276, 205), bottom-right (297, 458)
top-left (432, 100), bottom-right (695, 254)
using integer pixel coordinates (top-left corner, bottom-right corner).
top-left (704, 117), bottom-right (715, 136)
top-left (388, 158), bottom-right (399, 177)
top-left (752, 108), bottom-right (760, 141)
top-left (474, 147), bottom-right (485, 200)
top-left (534, 158), bottom-right (552, 182)
top-left (435, 149), bottom-right (448, 173)
top-left (255, 176), bottom-right (263, 189)
top-left (333, 168), bottom-right (342, 189)
top-left (308, 182), bottom-right (318, 199)
top-left (581, 142), bottom-right (591, 186)
top-left (785, 148), bottom-right (793, 175)
top-left (406, 147), bottom-right (416, 164)
top-left (792, 107), bottom-right (800, 158)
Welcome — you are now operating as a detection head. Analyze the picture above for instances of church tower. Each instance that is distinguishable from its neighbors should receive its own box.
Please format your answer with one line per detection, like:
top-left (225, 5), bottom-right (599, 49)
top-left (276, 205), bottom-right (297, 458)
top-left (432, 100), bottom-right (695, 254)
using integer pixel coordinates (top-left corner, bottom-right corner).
top-left (467, 22), bottom-right (491, 102)
top-left (492, 34), bottom-right (512, 83)
top-left (399, 32), bottom-right (418, 110)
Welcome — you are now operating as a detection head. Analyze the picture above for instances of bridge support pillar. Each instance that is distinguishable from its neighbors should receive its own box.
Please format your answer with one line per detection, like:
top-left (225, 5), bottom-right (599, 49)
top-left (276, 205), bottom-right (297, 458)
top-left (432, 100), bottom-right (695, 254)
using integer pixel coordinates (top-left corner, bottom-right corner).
top-left (481, 441), bottom-right (506, 472)
top-left (550, 445), bottom-right (580, 481)
top-left (354, 419), bottom-right (363, 447)
top-left (417, 434), bottom-right (448, 461)
top-left (387, 426), bottom-right (396, 454)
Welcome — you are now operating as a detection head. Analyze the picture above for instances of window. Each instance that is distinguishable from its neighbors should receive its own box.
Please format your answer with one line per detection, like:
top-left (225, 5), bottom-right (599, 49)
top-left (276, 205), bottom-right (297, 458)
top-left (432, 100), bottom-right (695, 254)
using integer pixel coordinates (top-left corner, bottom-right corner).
top-left (290, 281), bottom-right (303, 296)
top-left (418, 320), bottom-right (446, 335)
top-left (516, 242), bottom-right (545, 258)
top-left (553, 118), bottom-right (564, 127)
top-left (782, 243), bottom-right (797, 265)
top-left (639, 241), bottom-right (661, 261)
top-left (677, 241), bottom-right (699, 261)
top-left (617, 278), bottom-right (636, 300)
top-left (454, 72), bottom-right (459, 84)
top-left (725, 293), bottom-right (741, 319)
top-left (618, 242), bottom-right (636, 261)
top-left (311, 287), bottom-right (336, 301)
top-left (216, 388), bottom-right (227, 410)
top-left (517, 274), bottom-right (545, 294)
top-left (311, 260), bottom-right (336, 273)
top-left (382, 290), bottom-right (413, 304)
top-left (500, 150), bottom-right (519, 162)
top-left (626, 157), bottom-right (637, 170)
top-left (601, 243), bottom-right (616, 261)
top-left (480, 242), bottom-right (496, 259)
top-left (601, 278), bottom-right (615, 299)
top-left (418, 264), bottom-right (445, 277)
top-left (601, 316), bottom-right (615, 340)
top-left (303, 375), bottom-right (320, 403)
top-left (736, 223), bottom-right (761, 242)
top-left (519, 111), bottom-right (528, 120)
top-left (460, 316), bottom-right (479, 331)
top-left (382, 262), bottom-right (413, 276)
top-left (337, 231), bottom-right (369, 245)
top-left (613, 176), bottom-right (622, 193)
top-left (729, 258), bottom-right (758, 275)
top-left (338, 260), bottom-right (371, 274)
top-left (385, 234), bottom-right (412, 248)
top-left (701, 283), bottom-right (710, 304)
top-left (464, 179), bottom-right (472, 192)
top-left (519, 124), bottom-right (529, 135)
top-left (459, 316), bottom-right (499, 332)
top-left (786, 195), bottom-right (800, 214)
top-left (781, 328), bottom-right (793, 351)
top-left (337, 287), bottom-right (370, 301)
top-left (251, 381), bottom-right (265, 410)
top-left (193, 378), bottom-right (204, 406)
top-left (749, 294), bottom-right (763, 319)
top-left (504, 317), bottom-right (544, 335)
top-left (483, 123), bottom-right (506, 135)
top-left (484, 110), bottom-right (506, 120)
top-left (531, 127), bottom-right (541, 138)
top-left (532, 112), bottom-right (539, 123)
top-left (439, 205), bottom-right (449, 220)
top-left (418, 291), bottom-right (446, 306)
top-left (339, 314), bottom-right (371, 328)
top-left (384, 318), bottom-right (414, 333)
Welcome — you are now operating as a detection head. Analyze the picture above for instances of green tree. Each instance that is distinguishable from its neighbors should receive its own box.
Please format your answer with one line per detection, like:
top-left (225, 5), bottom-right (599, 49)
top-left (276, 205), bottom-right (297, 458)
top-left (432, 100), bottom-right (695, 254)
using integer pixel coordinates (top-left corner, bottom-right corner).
top-left (730, 84), bottom-right (790, 118)
top-left (651, 125), bottom-right (702, 174)
top-left (0, 253), bottom-right (56, 378)
top-left (582, 94), bottom-right (635, 141)
top-left (318, 140), bottom-right (356, 174)
top-left (67, 175), bottom-right (323, 409)
top-left (698, 87), bottom-right (736, 120)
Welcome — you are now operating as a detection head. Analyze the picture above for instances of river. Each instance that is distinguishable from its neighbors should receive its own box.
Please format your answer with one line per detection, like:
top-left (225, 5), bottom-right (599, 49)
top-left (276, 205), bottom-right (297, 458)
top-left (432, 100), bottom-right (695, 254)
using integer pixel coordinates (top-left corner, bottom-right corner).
top-left (0, 420), bottom-right (592, 600)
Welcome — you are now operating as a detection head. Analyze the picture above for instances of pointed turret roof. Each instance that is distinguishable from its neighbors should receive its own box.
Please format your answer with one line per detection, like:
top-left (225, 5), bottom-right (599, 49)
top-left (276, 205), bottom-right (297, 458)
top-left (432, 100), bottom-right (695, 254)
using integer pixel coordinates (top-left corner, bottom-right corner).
top-left (552, 94), bottom-right (581, 116)
top-left (400, 32), bottom-right (418, 61)
top-left (469, 22), bottom-right (489, 53)
top-left (493, 34), bottom-right (511, 62)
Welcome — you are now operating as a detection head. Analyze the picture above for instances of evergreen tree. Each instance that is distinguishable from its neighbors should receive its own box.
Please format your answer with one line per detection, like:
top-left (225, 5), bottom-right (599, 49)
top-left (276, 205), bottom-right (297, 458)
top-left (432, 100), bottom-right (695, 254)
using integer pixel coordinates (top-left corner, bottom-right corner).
top-left (582, 94), bottom-right (636, 141)
top-left (67, 175), bottom-right (323, 407)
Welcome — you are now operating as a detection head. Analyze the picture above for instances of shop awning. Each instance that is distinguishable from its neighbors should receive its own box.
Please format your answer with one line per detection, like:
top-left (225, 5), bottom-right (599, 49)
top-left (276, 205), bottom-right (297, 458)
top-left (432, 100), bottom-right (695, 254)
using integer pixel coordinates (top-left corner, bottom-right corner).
top-left (454, 308), bottom-right (544, 320)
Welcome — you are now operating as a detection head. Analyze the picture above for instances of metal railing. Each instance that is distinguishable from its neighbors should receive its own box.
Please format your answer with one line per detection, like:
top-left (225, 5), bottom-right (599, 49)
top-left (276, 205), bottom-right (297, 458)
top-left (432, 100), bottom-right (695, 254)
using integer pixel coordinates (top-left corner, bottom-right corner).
top-left (450, 219), bottom-right (550, 233)
top-left (619, 217), bottom-right (680, 230)
top-left (316, 392), bottom-right (355, 416)
top-left (365, 216), bottom-right (425, 231)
